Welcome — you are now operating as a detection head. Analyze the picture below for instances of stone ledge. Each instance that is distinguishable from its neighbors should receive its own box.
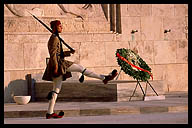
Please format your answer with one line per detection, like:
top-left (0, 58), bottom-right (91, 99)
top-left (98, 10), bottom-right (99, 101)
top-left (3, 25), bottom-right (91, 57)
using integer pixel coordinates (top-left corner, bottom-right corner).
top-left (34, 80), bottom-right (164, 102)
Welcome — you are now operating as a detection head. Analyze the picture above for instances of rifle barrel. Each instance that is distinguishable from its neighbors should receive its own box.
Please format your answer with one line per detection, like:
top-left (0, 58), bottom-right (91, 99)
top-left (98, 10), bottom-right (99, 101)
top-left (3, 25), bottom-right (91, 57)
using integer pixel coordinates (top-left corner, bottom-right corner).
top-left (27, 11), bottom-right (75, 52)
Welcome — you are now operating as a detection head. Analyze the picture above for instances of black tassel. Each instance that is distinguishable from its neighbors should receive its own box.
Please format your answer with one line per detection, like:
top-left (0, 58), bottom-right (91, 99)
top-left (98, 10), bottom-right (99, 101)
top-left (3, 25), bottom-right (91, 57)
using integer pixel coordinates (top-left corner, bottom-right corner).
top-left (79, 75), bottom-right (84, 83)
top-left (58, 111), bottom-right (64, 116)
top-left (79, 68), bottom-right (86, 83)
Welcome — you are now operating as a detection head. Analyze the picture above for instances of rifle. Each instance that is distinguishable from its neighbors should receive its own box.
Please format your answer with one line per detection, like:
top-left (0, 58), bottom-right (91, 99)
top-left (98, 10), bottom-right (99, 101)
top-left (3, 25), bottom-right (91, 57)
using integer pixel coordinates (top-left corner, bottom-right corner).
top-left (27, 11), bottom-right (75, 53)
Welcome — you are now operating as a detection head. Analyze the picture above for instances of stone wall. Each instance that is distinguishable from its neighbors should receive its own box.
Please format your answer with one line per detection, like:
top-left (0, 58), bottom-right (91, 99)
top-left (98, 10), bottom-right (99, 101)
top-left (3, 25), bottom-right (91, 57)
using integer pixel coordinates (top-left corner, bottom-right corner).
top-left (4, 4), bottom-right (188, 102)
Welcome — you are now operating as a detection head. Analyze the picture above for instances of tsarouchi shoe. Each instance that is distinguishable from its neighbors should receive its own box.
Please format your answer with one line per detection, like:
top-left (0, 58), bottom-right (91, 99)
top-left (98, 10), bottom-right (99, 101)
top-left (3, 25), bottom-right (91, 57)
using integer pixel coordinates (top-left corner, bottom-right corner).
top-left (103, 69), bottom-right (118, 84)
top-left (46, 111), bottom-right (64, 119)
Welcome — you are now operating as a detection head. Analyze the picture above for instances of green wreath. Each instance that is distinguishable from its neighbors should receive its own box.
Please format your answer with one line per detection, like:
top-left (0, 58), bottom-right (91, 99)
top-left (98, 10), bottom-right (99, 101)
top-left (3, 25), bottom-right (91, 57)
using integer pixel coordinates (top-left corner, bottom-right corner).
top-left (116, 48), bottom-right (152, 82)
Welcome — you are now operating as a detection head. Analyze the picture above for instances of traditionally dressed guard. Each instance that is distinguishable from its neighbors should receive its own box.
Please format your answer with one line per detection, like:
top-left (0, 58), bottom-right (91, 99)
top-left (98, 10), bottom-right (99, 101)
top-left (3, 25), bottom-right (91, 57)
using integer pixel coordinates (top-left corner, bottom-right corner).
top-left (41, 20), bottom-right (118, 119)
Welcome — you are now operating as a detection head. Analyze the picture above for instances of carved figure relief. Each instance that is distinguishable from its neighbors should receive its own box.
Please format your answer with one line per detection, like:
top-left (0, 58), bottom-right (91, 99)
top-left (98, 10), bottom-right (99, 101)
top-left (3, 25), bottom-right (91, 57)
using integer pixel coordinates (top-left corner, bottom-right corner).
top-left (5, 4), bottom-right (44, 17)
top-left (5, 4), bottom-right (122, 34)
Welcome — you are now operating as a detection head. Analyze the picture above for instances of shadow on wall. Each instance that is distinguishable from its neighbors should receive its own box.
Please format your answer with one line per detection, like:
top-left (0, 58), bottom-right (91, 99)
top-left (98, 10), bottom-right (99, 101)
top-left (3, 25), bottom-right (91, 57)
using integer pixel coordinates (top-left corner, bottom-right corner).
top-left (4, 79), bottom-right (28, 103)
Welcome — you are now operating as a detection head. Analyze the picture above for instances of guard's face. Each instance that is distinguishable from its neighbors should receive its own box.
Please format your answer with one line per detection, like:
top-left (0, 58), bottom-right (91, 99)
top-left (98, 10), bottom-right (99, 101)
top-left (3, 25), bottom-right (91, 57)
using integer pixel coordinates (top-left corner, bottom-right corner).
top-left (57, 24), bottom-right (63, 33)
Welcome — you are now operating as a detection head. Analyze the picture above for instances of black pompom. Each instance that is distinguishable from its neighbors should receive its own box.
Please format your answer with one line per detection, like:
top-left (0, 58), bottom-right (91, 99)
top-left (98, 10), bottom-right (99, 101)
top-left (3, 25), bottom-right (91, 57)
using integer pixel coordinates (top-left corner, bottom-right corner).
top-left (79, 75), bottom-right (84, 83)
top-left (112, 69), bottom-right (117, 75)
top-left (58, 111), bottom-right (64, 116)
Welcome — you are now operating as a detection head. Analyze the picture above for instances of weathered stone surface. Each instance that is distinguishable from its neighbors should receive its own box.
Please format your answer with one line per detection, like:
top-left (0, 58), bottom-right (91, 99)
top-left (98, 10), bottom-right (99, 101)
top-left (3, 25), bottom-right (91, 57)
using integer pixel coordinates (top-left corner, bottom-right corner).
top-left (166, 64), bottom-right (188, 92)
top-left (152, 4), bottom-right (174, 17)
top-left (121, 17), bottom-right (141, 41)
top-left (80, 41), bottom-right (106, 67)
top-left (9, 70), bottom-right (25, 81)
top-left (4, 43), bottom-right (24, 70)
top-left (4, 18), bottom-right (30, 32)
top-left (120, 17), bottom-right (129, 42)
top-left (34, 80), bottom-right (164, 102)
top-left (84, 21), bottom-right (110, 33)
top-left (174, 4), bottom-right (187, 16)
top-left (42, 4), bottom-right (63, 17)
top-left (27, 19), bottom-right (46, 33)
top-left (24, 43), bottom-right (48, 70)
top-left (92, 33), bottom-right (115, 42)
top-left (127, 4), bottom-right (152, 16)
top-left (61, 19), bottom-right (85, 32)
top-left (141, 4), bottom-right (152, 16)
top-left (35, 81), bottom-right (118, 102)
top-left (7, 34), bottom-right (50, 44)
top-left (4, 72), bottom-right (11, 90)
top-left (127, 4), bottom-right (142, 16)
top-left (121, 4), bottom-right (128, 17)
top-left (154, 41), bottom-right (176, 64)
top-left (4, 34), bottom-right (8, 44)
top-left (61, 33), bottom-right (92, 43)
top-left (163, 16), bottom-right (186, 40)
top-left (141, 17), bottom-right (164, 41)
top-left (152, 64), bottom-right (167, 81)
top-left (176, 40), bottom-right (188, 63)
top-left (152, 64), bottom-right (168, 91)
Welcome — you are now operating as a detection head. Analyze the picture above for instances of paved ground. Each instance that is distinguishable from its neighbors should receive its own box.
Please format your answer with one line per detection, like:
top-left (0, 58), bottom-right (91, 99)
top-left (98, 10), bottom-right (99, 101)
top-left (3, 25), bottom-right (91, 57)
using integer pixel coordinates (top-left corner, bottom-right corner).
top-left (4, 91), bottom-right (188, 124)
top-left (4, 112), bottom-right (188, 124)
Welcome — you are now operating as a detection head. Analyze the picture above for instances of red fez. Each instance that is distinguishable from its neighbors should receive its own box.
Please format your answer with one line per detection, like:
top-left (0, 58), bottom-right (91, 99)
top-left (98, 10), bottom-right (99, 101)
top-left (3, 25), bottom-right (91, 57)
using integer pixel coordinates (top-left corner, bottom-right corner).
top-left (50, 20), bottom-right (61, 32)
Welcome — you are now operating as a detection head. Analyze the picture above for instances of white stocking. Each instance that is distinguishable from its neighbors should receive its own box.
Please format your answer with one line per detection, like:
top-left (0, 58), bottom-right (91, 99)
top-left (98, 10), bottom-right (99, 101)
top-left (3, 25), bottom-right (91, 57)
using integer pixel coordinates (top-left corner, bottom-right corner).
top-left (67, 64), bottom-right (105, 80)
top-left (47, 75), bottom-right (63, 114)
top-left (47, 64), bottom-right (105, 114)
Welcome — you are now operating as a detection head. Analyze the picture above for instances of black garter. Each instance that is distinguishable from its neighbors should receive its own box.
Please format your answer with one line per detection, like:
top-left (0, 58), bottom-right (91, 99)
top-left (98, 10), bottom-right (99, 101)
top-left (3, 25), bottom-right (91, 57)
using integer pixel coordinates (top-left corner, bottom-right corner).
top-left (46, 91), bottom-right (59, 100)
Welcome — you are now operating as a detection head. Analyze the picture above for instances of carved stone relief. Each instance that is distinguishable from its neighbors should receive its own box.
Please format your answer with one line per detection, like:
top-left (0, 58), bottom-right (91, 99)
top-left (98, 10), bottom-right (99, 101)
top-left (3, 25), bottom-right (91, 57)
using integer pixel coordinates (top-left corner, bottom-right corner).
top-left (58, 4), bottom-right (93, 20)
top-left (5, 4), bottom-right (44, 17)
top-left (5, 4), bottom-right (99, 19)
top-left (5, 4), bottom-right (122, 33)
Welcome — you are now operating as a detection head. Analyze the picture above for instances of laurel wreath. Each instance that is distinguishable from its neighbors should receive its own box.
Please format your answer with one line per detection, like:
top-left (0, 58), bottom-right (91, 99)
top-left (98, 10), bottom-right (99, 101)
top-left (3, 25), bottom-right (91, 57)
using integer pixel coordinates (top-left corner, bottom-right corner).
top-left (116, 48), bottom-right (152, 82)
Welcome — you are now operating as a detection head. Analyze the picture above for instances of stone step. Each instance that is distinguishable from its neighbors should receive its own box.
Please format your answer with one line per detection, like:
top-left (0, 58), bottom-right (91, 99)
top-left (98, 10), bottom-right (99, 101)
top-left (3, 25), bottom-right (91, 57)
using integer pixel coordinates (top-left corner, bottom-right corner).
top-left (4, 104), bottom-right (188, 118)
top-left (33, 80), bottom-right (165, 102)
top-left (4, 92), bottom-right (188, 118)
